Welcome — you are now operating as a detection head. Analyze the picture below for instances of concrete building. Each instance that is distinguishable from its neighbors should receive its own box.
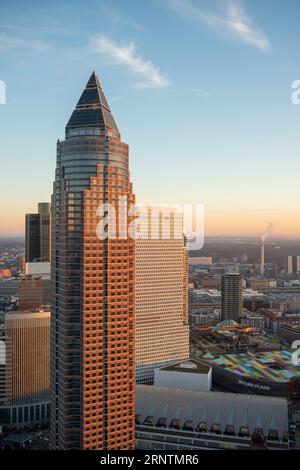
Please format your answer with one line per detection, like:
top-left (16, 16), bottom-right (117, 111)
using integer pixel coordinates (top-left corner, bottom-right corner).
top-left (154, 360), bottom-right (212, 392)
top-left (278, 324), bottom-right (300, 345)
top-left (0, 310), bottom-right (50, 430)
top-left (240, 314), bottom-right (265, 331)
top-left (136, 385), bottom-right (290, 450)
top-left (221, 273), bottom-right (243, 322)
top-left (135, 207), bottom-right (189, 384)
top-left (189, 257), bottom-right (213, 266)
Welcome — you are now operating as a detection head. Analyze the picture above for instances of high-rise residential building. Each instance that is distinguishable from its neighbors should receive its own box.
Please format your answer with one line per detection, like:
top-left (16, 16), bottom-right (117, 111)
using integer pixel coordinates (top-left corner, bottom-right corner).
top-left (135, 207), bottom-right (189, 384)
top-left (0, 310), bottom-right (50, 430)
top-left (25, 203), bottom-right (51, 262)
top-left (221, 273), bottom-right (243, 322)
top-left (50, 72), bottom-right (135, 450)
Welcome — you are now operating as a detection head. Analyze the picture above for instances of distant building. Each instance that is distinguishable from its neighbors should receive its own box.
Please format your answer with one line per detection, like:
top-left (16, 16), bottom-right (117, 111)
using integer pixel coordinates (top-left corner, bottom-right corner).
top-left (287, 256), bottom-right (293, 275)
top-left (0, 310), bottom-right (50, 430)
top-left (189, 256), bottom-right (213, 266)
top-left (136, 385), bottom-right (290, 450)
top-left (154, 360), bottom-right (212, 392)
top-left (221, 273), bottom-right (243, 322)
top-left (16, 255), bottom-right (25, 273)
top-left (249, 278), bottom-right (277, 289)
top-left (136, 207), bottom-right (189, 384)
top-left (278, 324), bottom-right (300, 345)
top-left (190, 310), bottom-right (221, 325)
top-left (200, 276), bottom-right (221, 289)
top-left (297, 256), bottom-right (300, 273)
top-left (19, 262), bottom-right (51, 311)
top-left (240, 314), bottom-right (265, 331)
top-left (25, 214), bottom-right (40, 262)
top-left (0, 270), bottom-right (11, 279)
top-left (25, 203), bottom-right (51, 262)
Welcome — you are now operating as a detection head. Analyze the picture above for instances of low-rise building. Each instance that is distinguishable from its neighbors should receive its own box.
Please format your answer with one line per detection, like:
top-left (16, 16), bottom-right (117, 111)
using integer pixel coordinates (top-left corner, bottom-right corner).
top-left (154, 360), bottom-right (212, 392)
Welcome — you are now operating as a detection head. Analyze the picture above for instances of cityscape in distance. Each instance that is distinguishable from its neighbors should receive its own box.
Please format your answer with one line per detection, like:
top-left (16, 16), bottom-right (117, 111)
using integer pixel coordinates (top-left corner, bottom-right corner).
top-left (1, 0), bottom-right (300, 463)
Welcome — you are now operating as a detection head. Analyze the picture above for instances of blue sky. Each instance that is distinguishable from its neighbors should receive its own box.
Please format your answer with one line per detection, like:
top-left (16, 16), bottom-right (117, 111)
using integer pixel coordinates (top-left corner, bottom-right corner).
top-left (1, 0), bottom-right (300, 236)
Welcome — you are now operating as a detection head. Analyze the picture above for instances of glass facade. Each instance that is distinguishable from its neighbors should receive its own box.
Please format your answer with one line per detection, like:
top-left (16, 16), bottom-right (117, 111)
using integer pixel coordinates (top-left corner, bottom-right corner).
top-left (50, 72), bottom-right (135, 450)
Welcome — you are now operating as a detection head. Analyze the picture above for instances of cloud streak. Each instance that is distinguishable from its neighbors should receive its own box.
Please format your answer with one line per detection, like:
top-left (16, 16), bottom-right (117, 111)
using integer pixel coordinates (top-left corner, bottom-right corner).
top-left (165, 0), bottom-right (271, 53)
top-left (0, 32), bottom-right (49, 53)
top-left (90, 34), bottom-right (170, 88)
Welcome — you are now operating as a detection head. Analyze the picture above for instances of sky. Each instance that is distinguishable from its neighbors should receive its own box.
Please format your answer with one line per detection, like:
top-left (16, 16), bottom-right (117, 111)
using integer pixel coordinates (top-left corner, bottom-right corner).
top-left (0, 0), bottom-right (300, 237)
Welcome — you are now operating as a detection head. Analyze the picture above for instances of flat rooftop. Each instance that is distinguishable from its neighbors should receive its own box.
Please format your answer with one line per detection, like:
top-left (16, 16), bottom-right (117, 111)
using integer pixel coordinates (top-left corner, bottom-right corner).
top-left (203, 350), bottom-right (300, 383)
top-left (159, 359), bottom-right (211, 375)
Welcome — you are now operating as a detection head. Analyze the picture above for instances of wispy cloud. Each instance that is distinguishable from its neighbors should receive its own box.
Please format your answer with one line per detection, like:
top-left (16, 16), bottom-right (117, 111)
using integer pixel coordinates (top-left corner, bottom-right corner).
top-left (0, 32), bottom-right (49, 53)
top-left (97, 1), bottom-right (143, 30)
top-left (191, 88), bottom-right (215, 99)
top-left (110, 95), bottom-right (126, 103)
top-left (164, 0), bottom-right (271, 53)
top-left (90, 34), bottom-right (170, 88)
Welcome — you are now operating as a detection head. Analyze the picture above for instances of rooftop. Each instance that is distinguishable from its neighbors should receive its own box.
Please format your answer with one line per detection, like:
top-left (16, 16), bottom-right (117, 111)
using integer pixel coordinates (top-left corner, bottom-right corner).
top-left (160, 359), bottom-right (211, 374)
top-left (136, 385), bottom-right (288, 438)
top-left (203, 350), bottom-right (300, 383)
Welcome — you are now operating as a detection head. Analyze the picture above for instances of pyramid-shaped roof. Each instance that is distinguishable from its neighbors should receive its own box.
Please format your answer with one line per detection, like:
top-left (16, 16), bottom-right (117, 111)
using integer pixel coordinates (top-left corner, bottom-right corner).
top-left (66, 71), bottom-right (118, 132)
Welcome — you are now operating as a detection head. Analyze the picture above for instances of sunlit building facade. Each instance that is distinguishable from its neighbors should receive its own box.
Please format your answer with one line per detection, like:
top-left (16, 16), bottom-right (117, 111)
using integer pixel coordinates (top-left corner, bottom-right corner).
top-left (0, 310), bottom-right (50, 429)
top-left (135, 207), bottom-right (189, 383)
top-left (50, 72), bottom-right (135, 450)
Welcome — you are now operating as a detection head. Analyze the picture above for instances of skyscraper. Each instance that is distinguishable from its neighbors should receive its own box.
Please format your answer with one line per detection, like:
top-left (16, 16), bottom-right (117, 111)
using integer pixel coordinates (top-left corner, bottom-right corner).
top-left (25, 214), bottom-right (40, 262)
top-left (0, 310), bottom-right (50, 430)
top-left (25, 203), bottom-right (51, 262)
top-left (38, 202), bottom-right (51, 262)
top-left (135, 207), bottom-right (189, 383)
top-left (50, 72), bottom-right (135, 450)
top-left (221, 273), bottom-right (243, 322)
top-left (287, 256), bottom-right (293, 275)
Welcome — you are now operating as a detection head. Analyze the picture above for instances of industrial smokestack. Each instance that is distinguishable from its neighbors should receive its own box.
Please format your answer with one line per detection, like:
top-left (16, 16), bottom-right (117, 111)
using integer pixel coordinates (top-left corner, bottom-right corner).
top-left (260, 240), bottom-right (265, 275)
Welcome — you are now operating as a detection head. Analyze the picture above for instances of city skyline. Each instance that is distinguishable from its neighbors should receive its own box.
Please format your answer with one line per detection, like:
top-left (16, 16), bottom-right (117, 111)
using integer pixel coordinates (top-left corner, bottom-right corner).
top-left (1, 0), bottom-right (300, 237)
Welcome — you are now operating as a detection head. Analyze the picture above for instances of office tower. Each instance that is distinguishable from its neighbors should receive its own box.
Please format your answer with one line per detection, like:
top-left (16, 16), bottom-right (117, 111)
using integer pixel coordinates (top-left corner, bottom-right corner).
top-left (25, 214), bottom-right (40, 262)
top-left (297, 256), bottom-right (300, 273)
top-left (19, 263), bottom-right (51, 311)
top-left (25, 203), bottom-right (51, 262)
top-left (0, 310), bottom-right (50, 430)
top-left (287, 256), bottom-right (293, 275)
top-left (50, 72), bottom-right (135, 450)
top-left (221, 273), bottom-right (243, 322)
top-left (38, 202), bottom-right (51, 262)
top-left (135, 207), bottom-right (189, 384)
